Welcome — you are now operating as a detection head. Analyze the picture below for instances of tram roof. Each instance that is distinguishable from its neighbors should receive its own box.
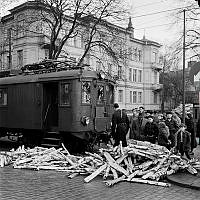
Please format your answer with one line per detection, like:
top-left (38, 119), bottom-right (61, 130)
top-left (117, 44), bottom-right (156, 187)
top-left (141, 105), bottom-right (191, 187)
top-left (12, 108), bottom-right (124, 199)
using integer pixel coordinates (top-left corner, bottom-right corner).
top-left (0, 70), bottom-right (114, 85)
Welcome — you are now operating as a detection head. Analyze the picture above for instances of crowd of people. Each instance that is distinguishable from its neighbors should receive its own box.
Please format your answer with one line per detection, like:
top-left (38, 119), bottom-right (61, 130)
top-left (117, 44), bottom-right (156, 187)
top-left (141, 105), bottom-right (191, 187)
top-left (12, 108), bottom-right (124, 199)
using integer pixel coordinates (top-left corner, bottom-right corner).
top-left (111, 103), bottom-right (199, 160)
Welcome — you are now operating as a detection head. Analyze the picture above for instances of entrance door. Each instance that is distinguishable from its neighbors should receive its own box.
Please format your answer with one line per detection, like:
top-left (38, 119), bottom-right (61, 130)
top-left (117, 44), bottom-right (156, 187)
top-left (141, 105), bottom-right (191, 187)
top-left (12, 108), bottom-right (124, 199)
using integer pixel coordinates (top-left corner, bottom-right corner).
top-left (43, 82), bottom-right (58, 129)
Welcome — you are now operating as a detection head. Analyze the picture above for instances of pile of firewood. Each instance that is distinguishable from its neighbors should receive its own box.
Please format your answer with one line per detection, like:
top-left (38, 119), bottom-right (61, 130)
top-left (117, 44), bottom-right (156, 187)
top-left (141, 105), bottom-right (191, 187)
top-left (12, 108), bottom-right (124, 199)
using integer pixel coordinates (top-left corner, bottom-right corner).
top-left (0, 140), bottom-right (199, 187)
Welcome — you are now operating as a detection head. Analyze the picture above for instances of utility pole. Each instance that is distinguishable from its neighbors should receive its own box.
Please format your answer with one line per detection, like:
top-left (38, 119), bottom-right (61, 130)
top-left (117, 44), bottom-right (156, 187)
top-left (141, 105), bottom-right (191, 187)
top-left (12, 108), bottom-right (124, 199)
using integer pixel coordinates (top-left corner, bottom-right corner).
top-left (8, 28), bottom-right (12, 69)
top-left (182, 10), bottom-right (186, 124)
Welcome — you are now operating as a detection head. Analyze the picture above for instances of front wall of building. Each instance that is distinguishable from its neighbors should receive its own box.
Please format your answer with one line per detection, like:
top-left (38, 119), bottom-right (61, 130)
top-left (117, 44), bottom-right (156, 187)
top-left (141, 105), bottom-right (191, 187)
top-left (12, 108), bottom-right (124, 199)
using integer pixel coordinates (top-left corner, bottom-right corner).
top-left (0, 2), bottom-right (162, 112)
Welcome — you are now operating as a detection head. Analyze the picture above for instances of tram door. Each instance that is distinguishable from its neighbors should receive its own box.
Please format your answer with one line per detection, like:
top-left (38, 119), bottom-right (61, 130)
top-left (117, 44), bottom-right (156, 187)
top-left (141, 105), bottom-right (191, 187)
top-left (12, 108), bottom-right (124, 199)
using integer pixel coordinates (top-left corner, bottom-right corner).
top-left (43, 82), bottom-right (59, 129)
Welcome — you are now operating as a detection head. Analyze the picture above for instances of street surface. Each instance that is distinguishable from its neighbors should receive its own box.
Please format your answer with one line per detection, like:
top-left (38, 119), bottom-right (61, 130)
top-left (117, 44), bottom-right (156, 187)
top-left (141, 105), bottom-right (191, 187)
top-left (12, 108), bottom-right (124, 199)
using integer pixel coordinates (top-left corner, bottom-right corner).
top-left (0, 138), bottom-right (200, 200)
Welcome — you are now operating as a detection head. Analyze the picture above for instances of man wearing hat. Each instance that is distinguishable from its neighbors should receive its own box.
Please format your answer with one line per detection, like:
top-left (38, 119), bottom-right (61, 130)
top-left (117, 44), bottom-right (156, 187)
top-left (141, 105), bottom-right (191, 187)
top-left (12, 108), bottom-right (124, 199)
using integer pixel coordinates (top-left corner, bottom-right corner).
top-left (165, 111), bottom-right (179, 148)
top-left (111, 103), bottom-right (129, 147)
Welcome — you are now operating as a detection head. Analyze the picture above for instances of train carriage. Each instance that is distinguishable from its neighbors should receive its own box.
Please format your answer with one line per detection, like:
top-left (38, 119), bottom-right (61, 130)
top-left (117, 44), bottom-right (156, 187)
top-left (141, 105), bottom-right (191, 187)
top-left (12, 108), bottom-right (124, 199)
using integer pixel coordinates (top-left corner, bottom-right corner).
top-left (0, 63), bottom-right (115, 152)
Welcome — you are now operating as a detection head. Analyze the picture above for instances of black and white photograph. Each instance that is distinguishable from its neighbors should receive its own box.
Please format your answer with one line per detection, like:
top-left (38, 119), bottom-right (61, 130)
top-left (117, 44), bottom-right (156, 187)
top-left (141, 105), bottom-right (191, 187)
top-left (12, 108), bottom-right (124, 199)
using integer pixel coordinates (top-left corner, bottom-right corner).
top-left (0, 0), bottom-right (200, 199)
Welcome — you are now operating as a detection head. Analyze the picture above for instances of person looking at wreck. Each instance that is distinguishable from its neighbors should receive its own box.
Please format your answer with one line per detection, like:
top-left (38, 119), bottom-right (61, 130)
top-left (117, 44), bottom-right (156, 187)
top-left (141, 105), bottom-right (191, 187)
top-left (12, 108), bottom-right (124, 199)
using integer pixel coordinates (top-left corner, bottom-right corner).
top-left (130, 106), bottom-right (148, 141)
top-left (111, 103), bottom-right (129, 147)
top-left (143, 115), bottom-right (159, 144)
top-left (165, 111), bottom-right (179, 148)
top-left (175, 123), bottom-right (191, 160)
top-left (129, 108), bottom-right (139, 139)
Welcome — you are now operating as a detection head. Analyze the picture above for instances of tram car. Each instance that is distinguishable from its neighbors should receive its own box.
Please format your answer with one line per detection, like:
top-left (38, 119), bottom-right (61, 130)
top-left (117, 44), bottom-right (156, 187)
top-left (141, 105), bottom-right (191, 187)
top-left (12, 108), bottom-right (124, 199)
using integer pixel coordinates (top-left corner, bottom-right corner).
top-left (0, 60), bottom-right (115, 152)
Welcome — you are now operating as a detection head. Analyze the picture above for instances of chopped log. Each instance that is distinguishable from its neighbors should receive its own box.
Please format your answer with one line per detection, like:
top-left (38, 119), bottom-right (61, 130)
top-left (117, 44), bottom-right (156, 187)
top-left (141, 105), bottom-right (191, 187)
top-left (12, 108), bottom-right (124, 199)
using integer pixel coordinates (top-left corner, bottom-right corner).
top-left (127, 170), bottom-right (140, 181)
top-left (119, 141), bottom-right (124, 155)
top-left (84, 163), bottom-right (107, 183)
top-left (103, 164), bottom-right (111, 180)
top-left (85, 152), bottom-right (103, 162)
top-left (61, 143), bottom-right (70, 155)
top-left (116, 154), bottom-right (128, 164)
top-left (142, 171), bottom-right (155, 180)
top-left (104, 152), bottom-right (129, 176)
top-left (127, 178), bottom-right (171, 187)
top-left (68, 173), bottom-right (79, 179)
top-left (110, 167), bottom-right (118, 179)
top-left (186, 165), bottom-right (198, 175)
top-left (104, 175), bottom-right (126, 187)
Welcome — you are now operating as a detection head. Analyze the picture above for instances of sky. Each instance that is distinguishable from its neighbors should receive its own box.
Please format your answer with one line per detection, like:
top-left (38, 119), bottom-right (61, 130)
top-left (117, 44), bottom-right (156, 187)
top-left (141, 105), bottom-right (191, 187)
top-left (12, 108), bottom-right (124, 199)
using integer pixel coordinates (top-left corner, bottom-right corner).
top-left (126, 0), bottom-right (189, 45)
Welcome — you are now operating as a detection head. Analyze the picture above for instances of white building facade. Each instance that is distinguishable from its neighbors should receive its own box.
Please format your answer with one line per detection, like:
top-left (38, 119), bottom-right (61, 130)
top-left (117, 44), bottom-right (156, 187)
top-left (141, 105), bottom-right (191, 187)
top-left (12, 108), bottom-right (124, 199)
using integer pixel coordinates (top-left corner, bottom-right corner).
top-left (0, 1), bottom-right (163, 111)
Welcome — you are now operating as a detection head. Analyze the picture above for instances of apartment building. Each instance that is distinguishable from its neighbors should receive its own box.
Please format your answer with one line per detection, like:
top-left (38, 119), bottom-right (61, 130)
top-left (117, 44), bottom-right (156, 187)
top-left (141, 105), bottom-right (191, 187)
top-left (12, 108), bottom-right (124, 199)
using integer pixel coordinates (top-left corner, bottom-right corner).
top-left (0, 1), bottom-right (163, 111)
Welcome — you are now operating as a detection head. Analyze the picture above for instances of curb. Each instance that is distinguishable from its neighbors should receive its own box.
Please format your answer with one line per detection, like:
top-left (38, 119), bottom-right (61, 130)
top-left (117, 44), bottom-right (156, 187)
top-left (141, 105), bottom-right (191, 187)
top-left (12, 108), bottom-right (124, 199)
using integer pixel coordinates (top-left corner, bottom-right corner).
top-left (166, 174), bottom-right (200, 190)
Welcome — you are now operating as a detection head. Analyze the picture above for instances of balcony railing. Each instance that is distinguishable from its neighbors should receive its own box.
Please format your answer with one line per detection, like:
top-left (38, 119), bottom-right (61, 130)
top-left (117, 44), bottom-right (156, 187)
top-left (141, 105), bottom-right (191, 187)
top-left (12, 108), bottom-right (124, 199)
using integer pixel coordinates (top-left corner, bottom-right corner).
top-left (151, 62), bottom-right (163, 72)
top-left (152, 83), bottom-right (163, 92)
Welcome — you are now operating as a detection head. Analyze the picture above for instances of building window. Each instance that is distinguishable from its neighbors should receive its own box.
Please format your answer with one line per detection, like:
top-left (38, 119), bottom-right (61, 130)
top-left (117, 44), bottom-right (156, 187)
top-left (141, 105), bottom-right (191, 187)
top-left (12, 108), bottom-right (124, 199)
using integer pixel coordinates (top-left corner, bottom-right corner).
top-left (7, 56), bottom-right (10, 69)
top-left (17, 50), bottom-right (23, 67)
top-left (44, 49), bottom-right (49, 59)
top-left (74, 36), bottom-right (78, 47)
top-left (130, 91), bottom-right (132, 103)
top-left (108, 63), bottom-right (112, 75)
top-left (153, 71), bottom-right (157, 84)
top-left (154, 93), bottom-right (158, 104)
top-left (129, 68), bottom-right (132, 81)
top-left (133, 48), bottom-right (137, 61)
top-left (138, 70), bottom-right (142, 82)
top-left (0, 88), bottom-right (8, 106)
top-left (68, 37), bottom-right (73, 46)
top-left (152, 52), bottom-right (157, 63)
top-left (138, 92), bottom-right (142, 103)
top-left (133, 91), bottom-right (137, 103)
top-left (118, 90), bottom-right (123, 103)
top-left (118, 66), bottom-right (123, 79)
top-left (96, 61), bottom-right (102, 71)
top-left (60, 83), bottom-right (70, 105)
top-left (128, 47), bottom-right (132, 60)
top-left (81, 35), bottom-right (84, 48)
top-left (132, 69), bottom-right (137, 82)
top-left (138, 50), bottom-right (142, 62)
top-left (82, 82), bottom-right (91, 104)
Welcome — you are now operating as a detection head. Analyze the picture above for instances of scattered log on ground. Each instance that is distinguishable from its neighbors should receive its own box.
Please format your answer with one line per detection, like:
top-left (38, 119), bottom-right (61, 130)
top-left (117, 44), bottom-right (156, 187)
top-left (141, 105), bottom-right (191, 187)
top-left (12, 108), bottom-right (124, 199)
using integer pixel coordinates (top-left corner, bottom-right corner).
top-left (0, 139), bottom-right (199, 188)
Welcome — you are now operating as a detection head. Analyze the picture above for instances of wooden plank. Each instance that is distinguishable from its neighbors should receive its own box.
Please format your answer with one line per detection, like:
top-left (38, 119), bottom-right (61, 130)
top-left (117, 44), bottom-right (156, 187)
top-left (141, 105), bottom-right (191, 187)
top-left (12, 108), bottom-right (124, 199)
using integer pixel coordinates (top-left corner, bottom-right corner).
top-left (84, 163), bottom-right (107, 183)
top-left (104, 152), bottom-right (129, 176)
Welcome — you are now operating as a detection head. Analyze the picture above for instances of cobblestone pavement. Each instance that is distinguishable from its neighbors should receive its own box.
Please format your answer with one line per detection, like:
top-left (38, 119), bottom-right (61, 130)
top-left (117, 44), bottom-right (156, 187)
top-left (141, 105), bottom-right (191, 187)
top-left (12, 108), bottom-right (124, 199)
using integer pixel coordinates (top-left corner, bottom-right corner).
top-left (1, 139), bottom-right (200, 200)
top-left (1, 163), bottom-right (200, 200)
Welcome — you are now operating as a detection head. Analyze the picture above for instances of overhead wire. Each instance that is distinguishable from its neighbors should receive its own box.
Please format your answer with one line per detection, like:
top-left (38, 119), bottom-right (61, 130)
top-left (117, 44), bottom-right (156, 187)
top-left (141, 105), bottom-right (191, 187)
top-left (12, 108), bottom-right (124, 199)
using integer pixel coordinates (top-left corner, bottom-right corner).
top-left (131, 6), bottom-right (191, 19)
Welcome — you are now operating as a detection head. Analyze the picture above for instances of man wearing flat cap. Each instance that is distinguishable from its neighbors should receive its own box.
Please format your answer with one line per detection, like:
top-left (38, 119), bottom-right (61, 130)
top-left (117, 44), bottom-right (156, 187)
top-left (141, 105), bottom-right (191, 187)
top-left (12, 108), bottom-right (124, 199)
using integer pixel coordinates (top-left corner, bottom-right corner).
top-left (111, 103), bottom-right (129, 147)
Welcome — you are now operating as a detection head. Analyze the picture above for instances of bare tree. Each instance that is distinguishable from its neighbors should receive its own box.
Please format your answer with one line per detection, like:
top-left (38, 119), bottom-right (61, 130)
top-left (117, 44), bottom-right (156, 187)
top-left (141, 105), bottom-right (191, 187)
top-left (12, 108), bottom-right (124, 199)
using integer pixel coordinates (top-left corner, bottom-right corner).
top-left (27, 0), bottom-right (130, 69)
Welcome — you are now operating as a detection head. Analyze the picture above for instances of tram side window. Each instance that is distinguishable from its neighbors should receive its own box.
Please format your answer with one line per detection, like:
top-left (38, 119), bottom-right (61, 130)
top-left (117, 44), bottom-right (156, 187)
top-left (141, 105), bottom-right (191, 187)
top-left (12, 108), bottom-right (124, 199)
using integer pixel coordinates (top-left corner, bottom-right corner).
top-left (106, 84), bottom-right (114, 104)
top-left (97, 85), bottom-right (104, 104)
top-left (0, 88), bottom-right (7, 106)
top-left (60, 83), bottom-right (70, 105)
top-left (82, 82), bottom-right (91, 104)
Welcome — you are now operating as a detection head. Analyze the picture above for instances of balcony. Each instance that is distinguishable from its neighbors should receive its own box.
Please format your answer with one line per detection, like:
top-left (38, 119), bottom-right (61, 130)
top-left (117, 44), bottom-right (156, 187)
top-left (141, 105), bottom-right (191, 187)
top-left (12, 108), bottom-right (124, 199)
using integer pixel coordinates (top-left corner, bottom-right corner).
top-left (152, 83), bottom-right (163, 92)
top-left (151, 62), bottom-right (163, 72)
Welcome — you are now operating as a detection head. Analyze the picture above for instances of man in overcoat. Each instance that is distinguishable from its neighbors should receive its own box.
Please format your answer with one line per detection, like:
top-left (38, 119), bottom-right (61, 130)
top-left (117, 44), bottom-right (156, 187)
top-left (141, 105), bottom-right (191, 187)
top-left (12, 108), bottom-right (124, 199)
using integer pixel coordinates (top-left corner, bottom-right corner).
top-left (111, 103), bottom-right (129, 147)
top-left (130, 106), bottom-right (148, 141)
top-left (165, 111), bottom-right (179, 148)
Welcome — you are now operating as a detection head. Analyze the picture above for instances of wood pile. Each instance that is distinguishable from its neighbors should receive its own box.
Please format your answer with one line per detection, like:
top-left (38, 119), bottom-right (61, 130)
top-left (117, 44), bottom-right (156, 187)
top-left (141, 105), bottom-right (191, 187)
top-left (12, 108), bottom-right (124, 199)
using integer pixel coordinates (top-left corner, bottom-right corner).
top-left (0, 141), bottom-right (199, 188)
